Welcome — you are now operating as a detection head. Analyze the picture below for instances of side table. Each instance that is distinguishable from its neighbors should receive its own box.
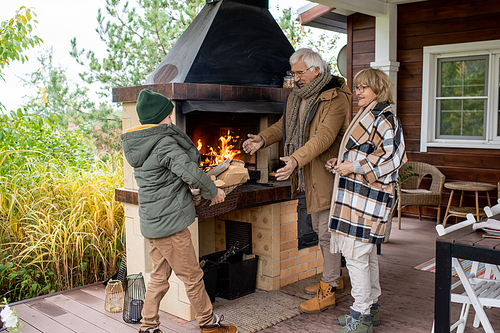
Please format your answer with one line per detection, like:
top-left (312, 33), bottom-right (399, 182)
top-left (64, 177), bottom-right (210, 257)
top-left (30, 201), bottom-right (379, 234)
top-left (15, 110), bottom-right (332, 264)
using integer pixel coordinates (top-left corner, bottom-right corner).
top-left (442, 181), bottom-right (497, 227)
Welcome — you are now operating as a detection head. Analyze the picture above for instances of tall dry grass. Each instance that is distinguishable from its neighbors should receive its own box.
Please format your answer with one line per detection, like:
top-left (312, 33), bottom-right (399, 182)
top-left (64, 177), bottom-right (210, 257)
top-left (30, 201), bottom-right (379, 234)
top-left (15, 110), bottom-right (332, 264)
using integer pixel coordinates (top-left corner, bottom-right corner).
top-left (0, 152), bottom-right (124, 301)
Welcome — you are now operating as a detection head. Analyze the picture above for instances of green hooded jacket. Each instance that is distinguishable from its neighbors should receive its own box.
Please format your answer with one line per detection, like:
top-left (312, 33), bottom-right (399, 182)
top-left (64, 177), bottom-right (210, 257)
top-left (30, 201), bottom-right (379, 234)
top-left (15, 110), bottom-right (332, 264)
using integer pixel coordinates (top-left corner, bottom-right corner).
top-left (121, 123), bottom-right (217, 239)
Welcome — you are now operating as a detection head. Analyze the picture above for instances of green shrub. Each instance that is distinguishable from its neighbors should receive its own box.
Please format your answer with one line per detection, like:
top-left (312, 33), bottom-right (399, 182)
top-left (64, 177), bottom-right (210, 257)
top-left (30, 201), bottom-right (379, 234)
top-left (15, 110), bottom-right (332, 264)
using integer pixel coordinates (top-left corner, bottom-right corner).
top-left (0, 260), bottom-right (55, 303)
top-left (0, 109), bottom-right (125, 302)
top-left (0, 109), bottom-right (95, 172)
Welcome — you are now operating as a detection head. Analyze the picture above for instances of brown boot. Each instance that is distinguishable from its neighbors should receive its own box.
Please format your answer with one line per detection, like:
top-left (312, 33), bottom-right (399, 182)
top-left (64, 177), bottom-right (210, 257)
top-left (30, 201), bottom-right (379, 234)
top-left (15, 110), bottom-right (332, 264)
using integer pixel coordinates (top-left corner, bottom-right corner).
top-left (304, 276), bottom-right (344, 294)
top-left (299, 280), bottom-right (336, 313)
top-left (200, 315), bottom-right (238, 333)
top-left (138, 328), bottom-right (162, 333)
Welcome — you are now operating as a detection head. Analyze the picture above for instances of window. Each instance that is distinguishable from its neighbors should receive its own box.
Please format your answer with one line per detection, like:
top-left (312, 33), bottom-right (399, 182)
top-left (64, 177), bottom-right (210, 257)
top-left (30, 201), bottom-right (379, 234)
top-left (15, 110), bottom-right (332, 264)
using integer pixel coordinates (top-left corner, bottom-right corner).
top-left (421, 40), bottom-right (500, 151)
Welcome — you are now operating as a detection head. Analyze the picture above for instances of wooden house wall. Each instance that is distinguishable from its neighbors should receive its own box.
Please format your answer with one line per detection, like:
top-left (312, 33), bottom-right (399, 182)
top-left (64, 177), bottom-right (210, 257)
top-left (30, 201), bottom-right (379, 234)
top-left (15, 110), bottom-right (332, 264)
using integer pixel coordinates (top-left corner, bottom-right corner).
top-left (347, 13), bottom-right (375, 117)
top-left (396, 0), bottom-right (500, 220)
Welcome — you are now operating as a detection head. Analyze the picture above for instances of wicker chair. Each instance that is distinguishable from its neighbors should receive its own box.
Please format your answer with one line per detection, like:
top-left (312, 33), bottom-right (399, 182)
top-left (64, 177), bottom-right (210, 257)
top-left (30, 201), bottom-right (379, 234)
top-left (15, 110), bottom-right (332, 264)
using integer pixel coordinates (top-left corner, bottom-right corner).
top-left (396, 161), bottom-right (445, 229)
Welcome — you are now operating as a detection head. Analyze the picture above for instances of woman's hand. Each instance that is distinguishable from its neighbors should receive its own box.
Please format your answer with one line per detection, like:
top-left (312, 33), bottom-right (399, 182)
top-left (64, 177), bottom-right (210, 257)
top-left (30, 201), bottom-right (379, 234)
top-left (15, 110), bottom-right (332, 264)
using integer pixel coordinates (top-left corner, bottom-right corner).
top-left (334, 161), bottom-right (354, 177)
top-left (325, 158), bottom-right (337, 173)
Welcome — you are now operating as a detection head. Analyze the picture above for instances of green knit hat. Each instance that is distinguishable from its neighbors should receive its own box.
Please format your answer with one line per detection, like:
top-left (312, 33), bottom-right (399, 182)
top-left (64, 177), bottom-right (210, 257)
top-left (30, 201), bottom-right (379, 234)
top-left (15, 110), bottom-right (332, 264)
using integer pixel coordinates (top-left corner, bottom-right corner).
top-left (136, 89), bottom-right (174, 125)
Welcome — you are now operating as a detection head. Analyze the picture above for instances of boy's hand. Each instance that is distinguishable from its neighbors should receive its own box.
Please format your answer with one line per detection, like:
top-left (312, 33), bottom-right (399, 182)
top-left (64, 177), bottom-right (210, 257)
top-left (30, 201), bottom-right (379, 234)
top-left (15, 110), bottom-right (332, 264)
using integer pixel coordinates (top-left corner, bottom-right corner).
top-left (211, 188), bottom-right (226, 205)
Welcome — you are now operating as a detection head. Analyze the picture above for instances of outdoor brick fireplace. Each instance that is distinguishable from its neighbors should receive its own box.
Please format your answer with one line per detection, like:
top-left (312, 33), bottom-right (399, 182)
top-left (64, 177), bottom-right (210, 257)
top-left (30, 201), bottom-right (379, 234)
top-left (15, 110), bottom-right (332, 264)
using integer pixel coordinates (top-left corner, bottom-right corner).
top-left (114, 83), bottom-right (324, 321)
top-left (113, 0), bottom-right (323, 322)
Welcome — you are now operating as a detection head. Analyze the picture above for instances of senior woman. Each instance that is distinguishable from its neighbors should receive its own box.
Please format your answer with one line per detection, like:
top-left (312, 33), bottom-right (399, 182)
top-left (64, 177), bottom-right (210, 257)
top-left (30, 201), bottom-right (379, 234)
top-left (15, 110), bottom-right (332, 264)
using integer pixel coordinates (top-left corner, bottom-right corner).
top-left (326, 68), bottom-right (407, 333)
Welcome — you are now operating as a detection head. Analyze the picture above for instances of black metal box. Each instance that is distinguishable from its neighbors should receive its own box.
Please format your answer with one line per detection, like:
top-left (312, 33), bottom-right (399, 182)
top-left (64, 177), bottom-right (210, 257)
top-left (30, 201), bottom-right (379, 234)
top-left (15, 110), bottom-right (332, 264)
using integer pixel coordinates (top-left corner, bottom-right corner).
top-left (202, 261), bottom-right (218, 303)
top-left (201, 250), bottom-right (258, 300)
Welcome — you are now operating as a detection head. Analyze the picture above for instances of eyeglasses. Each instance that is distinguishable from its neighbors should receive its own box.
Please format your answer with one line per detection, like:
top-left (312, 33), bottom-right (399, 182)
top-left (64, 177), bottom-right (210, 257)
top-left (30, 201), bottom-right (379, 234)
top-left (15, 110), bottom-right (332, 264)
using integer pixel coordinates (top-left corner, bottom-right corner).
top-left (287, 66), bottom-right (314, 77)
top-left (353, 85), bottom-right (370, 93)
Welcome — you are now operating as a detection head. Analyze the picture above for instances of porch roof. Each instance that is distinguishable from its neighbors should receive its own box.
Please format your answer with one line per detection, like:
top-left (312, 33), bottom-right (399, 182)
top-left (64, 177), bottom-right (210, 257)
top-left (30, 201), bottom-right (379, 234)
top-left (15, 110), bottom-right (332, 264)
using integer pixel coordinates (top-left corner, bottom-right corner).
top-left (297, 0), bottom-right (428, 32)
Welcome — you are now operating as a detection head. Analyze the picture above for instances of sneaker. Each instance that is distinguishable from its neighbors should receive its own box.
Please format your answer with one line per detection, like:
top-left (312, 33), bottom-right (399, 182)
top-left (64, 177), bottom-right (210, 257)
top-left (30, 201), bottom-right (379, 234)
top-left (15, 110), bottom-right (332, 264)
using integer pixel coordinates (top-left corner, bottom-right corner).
top-left (337, 304), bottom-right (380, 327)
top-left (335, 308), bottom-right (373, 333)
top-left (200, 315), bottom-right (238, 333)
top-left (304, 276), bottom-right (344, 294)
top-left (138, 327), bottom-right (162, 333)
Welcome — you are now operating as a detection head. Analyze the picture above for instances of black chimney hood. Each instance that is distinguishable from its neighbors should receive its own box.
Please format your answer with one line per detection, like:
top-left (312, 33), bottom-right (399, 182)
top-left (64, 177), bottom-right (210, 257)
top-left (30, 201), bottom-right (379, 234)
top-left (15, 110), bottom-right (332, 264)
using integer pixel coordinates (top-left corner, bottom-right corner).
top-left (144, 0), bottom-right (295, 87)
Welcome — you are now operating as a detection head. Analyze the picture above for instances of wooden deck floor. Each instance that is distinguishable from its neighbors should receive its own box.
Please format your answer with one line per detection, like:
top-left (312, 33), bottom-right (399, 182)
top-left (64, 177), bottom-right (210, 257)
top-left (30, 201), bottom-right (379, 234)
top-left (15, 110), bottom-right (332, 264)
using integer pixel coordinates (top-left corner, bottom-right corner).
top-left (8, 217), bottom-right (500, 332)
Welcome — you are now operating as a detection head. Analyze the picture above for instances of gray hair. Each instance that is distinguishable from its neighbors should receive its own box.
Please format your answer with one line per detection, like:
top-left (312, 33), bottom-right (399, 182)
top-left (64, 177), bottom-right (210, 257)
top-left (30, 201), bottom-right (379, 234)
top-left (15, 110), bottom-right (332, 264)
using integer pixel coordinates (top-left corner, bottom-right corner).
top-left (289, 48), bottom-right (329, 74)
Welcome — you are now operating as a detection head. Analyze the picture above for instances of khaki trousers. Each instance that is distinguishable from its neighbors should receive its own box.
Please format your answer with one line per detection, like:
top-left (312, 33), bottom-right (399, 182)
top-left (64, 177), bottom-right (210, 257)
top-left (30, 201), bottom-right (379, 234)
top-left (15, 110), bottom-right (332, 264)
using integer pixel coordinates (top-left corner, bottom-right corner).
top-left (141, 227), bottom-right (214, 330)
top-left (311, 209), bottom-right (342, 287)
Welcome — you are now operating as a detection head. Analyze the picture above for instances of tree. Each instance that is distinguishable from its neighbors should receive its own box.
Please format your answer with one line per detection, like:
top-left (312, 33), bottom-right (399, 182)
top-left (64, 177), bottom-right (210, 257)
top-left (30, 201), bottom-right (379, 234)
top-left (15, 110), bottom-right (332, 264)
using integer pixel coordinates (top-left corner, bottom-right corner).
top-left (0, 6), bottom-right (43, 110)
top-left (276, 7), bottom-right (308, 48)
top-left (20, 48), bottom-right (123, 154)
top-left (71, 0), bottom-right (341, 98)
top-left (275, 5), bottom-right (340, 75)
top-left (20, 2), bottom-right (339, 154)
top-left (70, 0), bottom-right (204, 99)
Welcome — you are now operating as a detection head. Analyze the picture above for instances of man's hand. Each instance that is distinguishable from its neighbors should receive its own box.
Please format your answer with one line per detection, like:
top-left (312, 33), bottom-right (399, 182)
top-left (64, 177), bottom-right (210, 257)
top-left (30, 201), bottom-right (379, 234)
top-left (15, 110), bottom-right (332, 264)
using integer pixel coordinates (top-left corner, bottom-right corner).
top-left (211, 188), bottom-right (226, 205)
top-left (275, 156), bottom-right (298, 181)
top-left (242, 134), bottom-right (264, 155)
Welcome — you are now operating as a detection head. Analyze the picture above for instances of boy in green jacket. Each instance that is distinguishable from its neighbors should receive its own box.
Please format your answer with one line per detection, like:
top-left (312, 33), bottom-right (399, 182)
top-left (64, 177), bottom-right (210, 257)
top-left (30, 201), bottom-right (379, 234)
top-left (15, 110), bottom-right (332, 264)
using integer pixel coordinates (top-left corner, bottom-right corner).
top-left (121, 89), bottom-right (237, 333)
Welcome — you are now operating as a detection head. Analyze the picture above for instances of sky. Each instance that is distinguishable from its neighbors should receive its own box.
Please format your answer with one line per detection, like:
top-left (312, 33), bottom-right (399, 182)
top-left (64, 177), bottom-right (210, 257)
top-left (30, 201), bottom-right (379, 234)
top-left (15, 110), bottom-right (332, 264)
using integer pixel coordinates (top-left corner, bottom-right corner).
top-left (0, 0), bottom-right (346, 112)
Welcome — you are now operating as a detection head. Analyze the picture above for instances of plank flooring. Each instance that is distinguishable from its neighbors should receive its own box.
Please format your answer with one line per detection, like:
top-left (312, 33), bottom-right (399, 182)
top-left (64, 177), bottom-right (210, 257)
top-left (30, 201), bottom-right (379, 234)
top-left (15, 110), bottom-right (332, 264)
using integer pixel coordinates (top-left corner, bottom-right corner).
top-left (7, 217), bottom-right (500, 332)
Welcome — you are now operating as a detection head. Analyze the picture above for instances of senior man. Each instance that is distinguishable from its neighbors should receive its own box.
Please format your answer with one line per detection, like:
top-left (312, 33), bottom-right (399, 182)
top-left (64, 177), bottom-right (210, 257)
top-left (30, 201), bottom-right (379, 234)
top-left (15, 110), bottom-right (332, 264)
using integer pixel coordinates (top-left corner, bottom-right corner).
top-left (242, 48), bottom-right (351, 313)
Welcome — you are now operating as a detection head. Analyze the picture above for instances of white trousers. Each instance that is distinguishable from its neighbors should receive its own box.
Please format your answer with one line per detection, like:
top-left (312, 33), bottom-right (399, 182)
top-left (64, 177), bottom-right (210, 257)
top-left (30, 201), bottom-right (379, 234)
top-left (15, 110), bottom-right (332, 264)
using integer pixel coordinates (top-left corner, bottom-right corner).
top-left (345, 240), bottom-right (381, 314)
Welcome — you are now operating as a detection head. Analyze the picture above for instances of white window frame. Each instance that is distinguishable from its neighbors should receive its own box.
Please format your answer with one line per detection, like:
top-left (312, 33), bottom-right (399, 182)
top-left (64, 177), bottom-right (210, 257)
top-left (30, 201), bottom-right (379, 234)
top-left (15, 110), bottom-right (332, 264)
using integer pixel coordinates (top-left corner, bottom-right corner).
top-left (421, 40), bottom-right (500, 152)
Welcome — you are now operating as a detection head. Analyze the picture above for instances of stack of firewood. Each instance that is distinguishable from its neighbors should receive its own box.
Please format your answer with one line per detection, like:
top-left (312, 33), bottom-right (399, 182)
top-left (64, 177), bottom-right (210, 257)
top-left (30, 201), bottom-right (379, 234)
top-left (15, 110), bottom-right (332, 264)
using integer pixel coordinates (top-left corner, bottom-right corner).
top-left (191, 159), bottom-right (249, 206)
top-left (207, 159), bottom-right (249, 189)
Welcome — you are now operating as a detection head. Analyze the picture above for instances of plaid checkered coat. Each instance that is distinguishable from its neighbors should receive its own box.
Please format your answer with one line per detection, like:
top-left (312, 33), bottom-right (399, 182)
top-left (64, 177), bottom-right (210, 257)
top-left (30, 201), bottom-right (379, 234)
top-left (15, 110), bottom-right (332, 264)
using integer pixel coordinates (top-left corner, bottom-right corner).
top-left (329, 102), bottom-right (407, 244)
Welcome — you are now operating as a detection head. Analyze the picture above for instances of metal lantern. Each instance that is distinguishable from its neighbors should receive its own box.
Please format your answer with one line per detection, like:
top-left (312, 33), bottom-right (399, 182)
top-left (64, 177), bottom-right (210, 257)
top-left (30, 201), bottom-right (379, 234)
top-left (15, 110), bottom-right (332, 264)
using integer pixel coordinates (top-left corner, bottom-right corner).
top-left (104, 279), bottom-right (124, 313)
top-left (122, 272), bottom-right (146, 324)
top-left (116, 254), bottom-right (127, 288)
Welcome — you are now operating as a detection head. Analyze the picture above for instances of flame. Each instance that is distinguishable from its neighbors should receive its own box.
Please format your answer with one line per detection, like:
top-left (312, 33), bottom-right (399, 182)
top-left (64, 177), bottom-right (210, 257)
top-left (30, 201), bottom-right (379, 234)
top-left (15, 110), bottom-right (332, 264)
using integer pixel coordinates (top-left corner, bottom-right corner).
top-left (197, 130), bottom-right (241, 171)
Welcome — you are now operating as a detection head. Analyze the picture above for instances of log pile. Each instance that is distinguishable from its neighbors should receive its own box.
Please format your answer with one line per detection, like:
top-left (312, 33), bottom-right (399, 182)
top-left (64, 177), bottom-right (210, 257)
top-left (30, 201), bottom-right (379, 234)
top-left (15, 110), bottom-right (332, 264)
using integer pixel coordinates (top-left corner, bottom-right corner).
top-left (191, 159), bottom-right (249, 206)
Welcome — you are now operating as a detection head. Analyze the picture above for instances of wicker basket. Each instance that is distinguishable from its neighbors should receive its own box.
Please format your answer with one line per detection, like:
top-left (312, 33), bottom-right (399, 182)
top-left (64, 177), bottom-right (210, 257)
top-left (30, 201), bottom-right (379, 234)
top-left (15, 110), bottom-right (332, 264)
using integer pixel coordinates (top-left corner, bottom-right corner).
top-left (193, 184), bottom-right (241, 218)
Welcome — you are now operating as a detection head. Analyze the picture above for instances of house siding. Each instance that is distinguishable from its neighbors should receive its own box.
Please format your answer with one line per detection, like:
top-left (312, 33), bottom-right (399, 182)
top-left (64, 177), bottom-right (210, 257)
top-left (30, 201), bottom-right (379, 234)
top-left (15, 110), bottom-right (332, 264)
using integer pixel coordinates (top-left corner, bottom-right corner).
top-left (397, 0), bottom-right (500, 220)
top-left (347, 13), bottom-right (375, 116)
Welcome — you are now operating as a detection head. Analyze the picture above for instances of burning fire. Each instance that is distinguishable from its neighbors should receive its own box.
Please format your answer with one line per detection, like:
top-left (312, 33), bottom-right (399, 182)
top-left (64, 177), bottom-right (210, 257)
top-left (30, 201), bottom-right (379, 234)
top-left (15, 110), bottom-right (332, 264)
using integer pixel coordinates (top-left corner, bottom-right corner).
top-left (197, 131), bottom-right (241, 171)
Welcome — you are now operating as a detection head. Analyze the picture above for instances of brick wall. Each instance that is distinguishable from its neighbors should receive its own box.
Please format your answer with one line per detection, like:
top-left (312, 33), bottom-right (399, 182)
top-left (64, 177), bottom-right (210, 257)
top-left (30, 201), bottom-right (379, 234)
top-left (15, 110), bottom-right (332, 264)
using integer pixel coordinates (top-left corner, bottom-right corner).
top-left (200, 199), bottom-right (324, 290)
top-left (279, 201), bottom-right (323, 287)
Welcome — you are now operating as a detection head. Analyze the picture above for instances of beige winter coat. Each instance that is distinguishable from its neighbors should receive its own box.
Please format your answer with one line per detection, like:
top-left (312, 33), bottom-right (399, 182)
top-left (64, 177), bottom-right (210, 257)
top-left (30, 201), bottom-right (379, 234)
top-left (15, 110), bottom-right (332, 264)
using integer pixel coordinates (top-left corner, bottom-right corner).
top-left (259, 76), bottom-right (351, 214)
